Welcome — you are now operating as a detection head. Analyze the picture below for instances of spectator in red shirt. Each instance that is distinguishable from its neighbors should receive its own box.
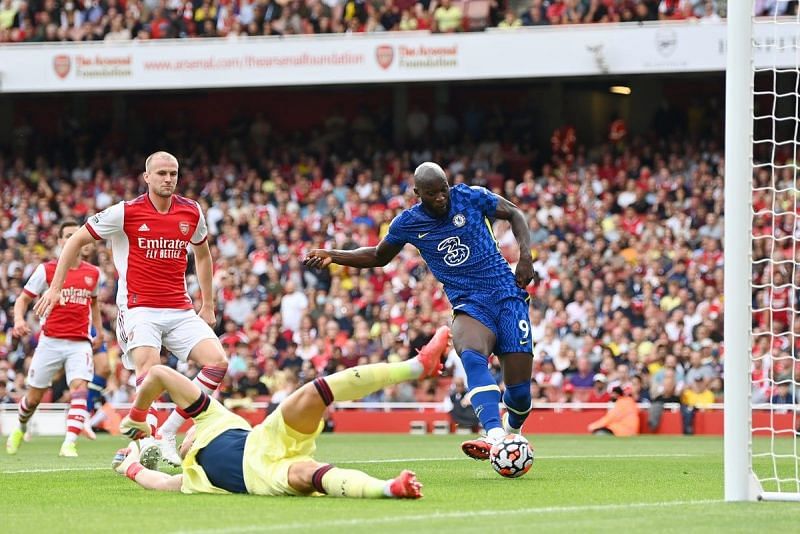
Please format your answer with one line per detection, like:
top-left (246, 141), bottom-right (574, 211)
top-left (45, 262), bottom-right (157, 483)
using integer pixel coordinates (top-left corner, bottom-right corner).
top-left (547, 0), bottom-right (566, 23)
top-left (587, 374), bottom-right (611, 403)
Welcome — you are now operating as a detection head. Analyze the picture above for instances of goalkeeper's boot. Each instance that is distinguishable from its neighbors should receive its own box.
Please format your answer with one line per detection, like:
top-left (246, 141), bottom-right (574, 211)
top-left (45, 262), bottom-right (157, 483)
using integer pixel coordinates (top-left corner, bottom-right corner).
top-left (119, 414), bottom-right (152, 440)
top-left (388, 470), bottom-right (423, 499)
top-left (6, 428), bottom-right (24, 455)
top-left (416, 326), bottom-right (451, 378)
top-left (59, 442), bottom-right (78, 457)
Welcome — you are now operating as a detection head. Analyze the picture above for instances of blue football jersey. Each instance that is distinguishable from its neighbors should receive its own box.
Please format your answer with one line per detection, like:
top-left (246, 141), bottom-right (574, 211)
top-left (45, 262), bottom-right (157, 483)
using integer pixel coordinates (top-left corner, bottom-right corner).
top-left (385, 183), bottom-right (520, 306)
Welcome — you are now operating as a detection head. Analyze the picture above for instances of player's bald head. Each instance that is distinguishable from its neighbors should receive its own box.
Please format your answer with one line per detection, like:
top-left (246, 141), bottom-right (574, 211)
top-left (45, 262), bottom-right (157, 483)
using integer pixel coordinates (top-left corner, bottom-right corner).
top-left (145, 151), bottom-right (179, 172)
top-left (144, 151), bottom-right (180, 199)
top-left (413, 162), bottom-right (451, 217)
top-left (413, 162), bottom-right (448, 189)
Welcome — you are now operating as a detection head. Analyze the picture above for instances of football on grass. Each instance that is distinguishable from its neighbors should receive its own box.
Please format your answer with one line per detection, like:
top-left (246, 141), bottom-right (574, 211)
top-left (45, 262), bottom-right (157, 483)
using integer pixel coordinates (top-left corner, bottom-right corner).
top-left (489, 434), bottom-right (534, 478)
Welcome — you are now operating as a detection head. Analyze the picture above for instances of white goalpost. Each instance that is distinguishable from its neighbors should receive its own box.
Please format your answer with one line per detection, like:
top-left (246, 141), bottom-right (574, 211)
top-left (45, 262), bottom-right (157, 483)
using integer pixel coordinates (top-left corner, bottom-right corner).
top-left (725, 0), bottom-right (800, 502)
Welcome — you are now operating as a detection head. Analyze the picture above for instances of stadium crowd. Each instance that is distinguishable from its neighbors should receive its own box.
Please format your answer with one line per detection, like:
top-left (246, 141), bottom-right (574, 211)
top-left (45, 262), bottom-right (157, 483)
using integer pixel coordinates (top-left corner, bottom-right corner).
top-left (0, 0), bottom-right (732, 43)
top-left (0, 92), bottom-right (785, 436)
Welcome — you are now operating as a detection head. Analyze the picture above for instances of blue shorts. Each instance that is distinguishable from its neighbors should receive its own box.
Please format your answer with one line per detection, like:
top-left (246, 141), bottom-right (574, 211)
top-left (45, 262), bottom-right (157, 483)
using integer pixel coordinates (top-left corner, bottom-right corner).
top-left (195, 428), bottom-right (249, 494)
top-left (453, 291), bottom-right (533, 355)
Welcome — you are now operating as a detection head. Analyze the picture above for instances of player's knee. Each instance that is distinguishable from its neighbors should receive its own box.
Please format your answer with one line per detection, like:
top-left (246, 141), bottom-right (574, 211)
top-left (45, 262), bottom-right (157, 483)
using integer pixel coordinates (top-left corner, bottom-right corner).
top-left (68, 375), bottom-right (89, 392)
top-left (133, 350), bottom-right (160, 375)
top-left (147, 364), bottom-right (170, 381)
top-left (287, 461), bottom-right (323, 495)
top-left (199, 341), bottom-right (228, 367)
top-left (502, 381), bottom-right (532, 413)
top-left (301, 382), bottom-right (328, 408)
top-left (454, 337), bottom-right (492, 356)
top-left (26, 393), bottom-right (44, 409)
top-left (69, 383), bottom-right (89, 395)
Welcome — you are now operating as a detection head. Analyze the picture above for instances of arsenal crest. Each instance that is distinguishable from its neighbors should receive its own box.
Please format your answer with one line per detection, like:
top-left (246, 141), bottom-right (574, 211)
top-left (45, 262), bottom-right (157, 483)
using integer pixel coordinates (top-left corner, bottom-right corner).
top-left (84, 276), bottom-right (94, 285)
top-left (376, 45), bottom-right (394, 70)
top-left (179, 221), bottom-right (190, 235)
top-left (53, 55), bottom-right (71, 79)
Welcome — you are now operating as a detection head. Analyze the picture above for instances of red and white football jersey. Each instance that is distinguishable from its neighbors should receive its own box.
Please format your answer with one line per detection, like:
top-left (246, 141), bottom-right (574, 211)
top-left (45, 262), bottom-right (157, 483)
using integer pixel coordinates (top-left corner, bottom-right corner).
top-left (23, 260), bottom-right (99, 341)
top-left (86, 194), bottom-right (208, 310)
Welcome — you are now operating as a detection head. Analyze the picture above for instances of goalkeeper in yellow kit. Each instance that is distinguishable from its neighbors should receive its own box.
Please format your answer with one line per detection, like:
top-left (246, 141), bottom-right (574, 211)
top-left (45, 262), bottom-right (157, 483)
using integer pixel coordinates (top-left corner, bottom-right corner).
top-left (112, 326), bottom-right (450, 499)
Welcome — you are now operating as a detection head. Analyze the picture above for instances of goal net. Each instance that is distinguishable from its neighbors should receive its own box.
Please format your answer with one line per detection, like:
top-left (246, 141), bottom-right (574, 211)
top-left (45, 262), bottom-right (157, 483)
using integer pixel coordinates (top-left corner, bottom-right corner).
top-left (726, 0), bottom-right (800, 502)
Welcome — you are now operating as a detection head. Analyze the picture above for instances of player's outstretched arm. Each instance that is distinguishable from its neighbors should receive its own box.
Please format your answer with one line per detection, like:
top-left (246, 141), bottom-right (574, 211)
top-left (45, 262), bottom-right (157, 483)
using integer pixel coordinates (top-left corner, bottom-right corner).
top-left (114, 438), bottom-right (183, 491)
top-left (304, 239), bottom-right (403, 270)
top-left (493, 196), bottom-right (534, 289)
top-left (33, 226), bottom-right (96, 318)
top-left (120, 460), bottom-right (183, 491)
top-left (131, 468), bottom-right (183, 491)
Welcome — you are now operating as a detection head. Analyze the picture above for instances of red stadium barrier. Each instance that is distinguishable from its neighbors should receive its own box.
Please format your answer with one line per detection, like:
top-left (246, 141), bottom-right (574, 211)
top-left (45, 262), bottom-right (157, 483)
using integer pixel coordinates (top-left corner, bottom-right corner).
top-left (331, 409), bottom-right (793, 436)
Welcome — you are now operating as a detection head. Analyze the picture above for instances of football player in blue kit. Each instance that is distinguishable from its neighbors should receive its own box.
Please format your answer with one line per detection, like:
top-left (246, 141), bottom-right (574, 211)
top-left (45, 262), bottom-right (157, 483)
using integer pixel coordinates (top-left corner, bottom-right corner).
top-left (304, 161), bottom-right (535, 461)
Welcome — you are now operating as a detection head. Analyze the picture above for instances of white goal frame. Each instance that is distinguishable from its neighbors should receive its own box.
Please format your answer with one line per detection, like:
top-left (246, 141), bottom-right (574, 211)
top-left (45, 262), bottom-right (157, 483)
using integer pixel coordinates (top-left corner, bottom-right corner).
top-left (724, 0), bottom-right (800, 502)
top-left (724, 0), bottom-right (756, 502)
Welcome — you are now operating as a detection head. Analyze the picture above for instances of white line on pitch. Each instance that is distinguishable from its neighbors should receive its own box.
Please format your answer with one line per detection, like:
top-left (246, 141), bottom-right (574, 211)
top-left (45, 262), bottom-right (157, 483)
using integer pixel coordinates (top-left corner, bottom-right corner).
top-left (1, 466), bottom-right (109, 474)
top-left (0, 452), bottom-right (710, 474)
top-left (540, 452), bottom-right (712, 459)
top-left (172, 499), bottom-right (724, 534)
top-left (337, 452), bottom-right (710, 464)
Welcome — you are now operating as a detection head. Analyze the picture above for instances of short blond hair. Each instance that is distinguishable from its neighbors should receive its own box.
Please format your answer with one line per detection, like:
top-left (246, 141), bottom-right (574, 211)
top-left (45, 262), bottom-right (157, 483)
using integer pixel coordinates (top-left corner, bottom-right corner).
top-left (145, 151), bottom-right (178, 172)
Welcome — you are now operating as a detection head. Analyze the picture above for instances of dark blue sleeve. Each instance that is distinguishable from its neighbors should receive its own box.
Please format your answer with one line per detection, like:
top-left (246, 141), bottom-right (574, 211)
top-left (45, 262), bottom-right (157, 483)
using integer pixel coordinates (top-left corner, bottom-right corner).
top-left (467, 185), bottom-right (498, 218)
top-left (384, 212), bottom-right (408, 246)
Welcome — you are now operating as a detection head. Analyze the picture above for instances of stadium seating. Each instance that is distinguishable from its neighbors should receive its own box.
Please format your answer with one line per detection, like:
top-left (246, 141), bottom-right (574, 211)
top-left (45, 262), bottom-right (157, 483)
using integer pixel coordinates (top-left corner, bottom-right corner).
top-left (0, 85), bottom-right (729, 425)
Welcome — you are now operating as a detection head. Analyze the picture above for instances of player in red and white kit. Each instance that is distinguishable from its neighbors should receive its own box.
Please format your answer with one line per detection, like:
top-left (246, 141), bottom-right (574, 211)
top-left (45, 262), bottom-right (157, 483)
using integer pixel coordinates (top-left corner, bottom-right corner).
top-left (34, 151), bottom-right (228, 466)
top-left (7, 220), bottom-right (103, 458)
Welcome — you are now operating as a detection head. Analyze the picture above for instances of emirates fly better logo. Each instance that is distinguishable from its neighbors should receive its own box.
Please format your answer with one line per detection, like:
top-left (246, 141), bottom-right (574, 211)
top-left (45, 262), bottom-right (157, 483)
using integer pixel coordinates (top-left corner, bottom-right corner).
top-left (376, 45), bottom-right (394, 69)
top-left (53, 55), bottom-right (71, 79)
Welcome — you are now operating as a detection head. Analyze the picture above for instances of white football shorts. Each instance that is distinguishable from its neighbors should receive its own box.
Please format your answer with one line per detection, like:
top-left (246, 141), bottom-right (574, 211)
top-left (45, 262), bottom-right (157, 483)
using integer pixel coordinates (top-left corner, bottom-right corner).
top-left (117, 307), bottom-right (219, 370)
top-left (27, 334), bottom-right (93, 389)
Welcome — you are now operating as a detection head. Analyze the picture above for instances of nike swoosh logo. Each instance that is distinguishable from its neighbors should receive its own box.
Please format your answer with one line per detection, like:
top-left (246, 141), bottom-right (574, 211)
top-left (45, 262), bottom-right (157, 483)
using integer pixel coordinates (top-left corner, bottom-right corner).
top-left (418, 232), bottom-right (430, 238)
top-left (520, 340), bottom-right (529, 345)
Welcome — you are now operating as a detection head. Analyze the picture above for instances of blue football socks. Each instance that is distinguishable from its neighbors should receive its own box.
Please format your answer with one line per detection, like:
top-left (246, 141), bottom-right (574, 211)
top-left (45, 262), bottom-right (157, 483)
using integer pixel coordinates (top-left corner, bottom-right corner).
top-left (461, 349), bottom-right (502, 432)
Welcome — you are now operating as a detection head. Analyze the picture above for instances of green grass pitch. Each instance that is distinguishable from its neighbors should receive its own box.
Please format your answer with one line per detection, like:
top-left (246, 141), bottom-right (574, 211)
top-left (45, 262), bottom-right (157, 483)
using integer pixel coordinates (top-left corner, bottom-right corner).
top-left (2, 434), bottom-right (800, 533)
